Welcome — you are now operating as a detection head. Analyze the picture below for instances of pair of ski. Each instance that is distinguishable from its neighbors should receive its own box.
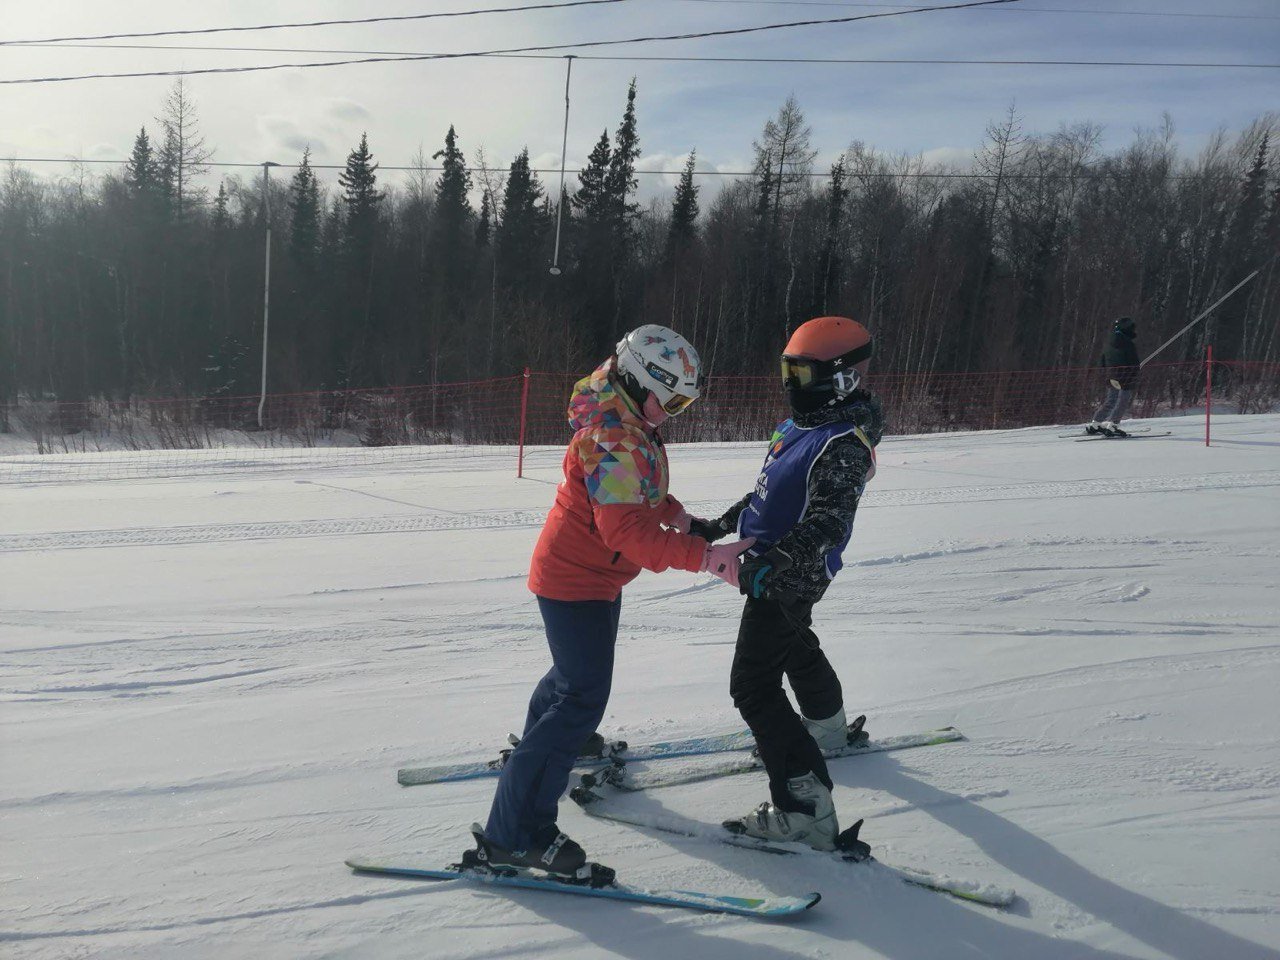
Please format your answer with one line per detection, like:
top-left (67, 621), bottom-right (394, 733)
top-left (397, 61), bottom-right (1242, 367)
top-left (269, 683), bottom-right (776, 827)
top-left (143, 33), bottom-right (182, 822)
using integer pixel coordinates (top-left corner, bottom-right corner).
top-left (1059, 427), bottom-right (1172, 441)
top-left (355, 719), bottom-right (1015, 917)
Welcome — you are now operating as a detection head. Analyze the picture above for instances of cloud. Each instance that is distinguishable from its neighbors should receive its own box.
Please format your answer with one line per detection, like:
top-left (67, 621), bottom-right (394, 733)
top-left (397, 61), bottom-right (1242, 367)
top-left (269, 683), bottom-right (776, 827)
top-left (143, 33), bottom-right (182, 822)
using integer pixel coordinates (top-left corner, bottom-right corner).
top-left (920, 146), bottom-right (974, 171)
top-left (258, 116), bottom-right (328, 161)
top-left (87, 143), bottom-right (124, 161)
top-left (326, 99), bottom-right (372, 123)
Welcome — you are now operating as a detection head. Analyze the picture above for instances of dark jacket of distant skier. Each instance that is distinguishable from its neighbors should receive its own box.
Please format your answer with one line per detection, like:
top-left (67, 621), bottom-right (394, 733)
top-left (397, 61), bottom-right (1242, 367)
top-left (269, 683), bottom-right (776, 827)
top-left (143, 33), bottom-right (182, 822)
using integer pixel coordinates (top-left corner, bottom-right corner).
top-left (714, 390), bottom-right (884, 602)
top-left (1101, 317), bottom-right (1140, 390)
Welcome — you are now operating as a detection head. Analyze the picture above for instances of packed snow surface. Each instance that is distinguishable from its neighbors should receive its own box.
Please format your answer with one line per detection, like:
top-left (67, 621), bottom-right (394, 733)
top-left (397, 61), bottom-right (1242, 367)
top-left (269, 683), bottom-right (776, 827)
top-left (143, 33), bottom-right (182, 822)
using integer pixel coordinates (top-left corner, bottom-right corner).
top-left (3, 415), bottom-right (1279, 959)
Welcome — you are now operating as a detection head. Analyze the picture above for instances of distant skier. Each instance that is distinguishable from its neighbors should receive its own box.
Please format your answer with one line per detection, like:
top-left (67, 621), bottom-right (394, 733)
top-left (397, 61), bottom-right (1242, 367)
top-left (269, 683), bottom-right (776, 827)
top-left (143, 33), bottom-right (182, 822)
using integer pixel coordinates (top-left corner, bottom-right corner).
top-left (475, 325), bottom-right (753, 880)
top-left (686, 316), bottom-right (882, 851)
top-left (1086, 316), bottom-right (1140, 437)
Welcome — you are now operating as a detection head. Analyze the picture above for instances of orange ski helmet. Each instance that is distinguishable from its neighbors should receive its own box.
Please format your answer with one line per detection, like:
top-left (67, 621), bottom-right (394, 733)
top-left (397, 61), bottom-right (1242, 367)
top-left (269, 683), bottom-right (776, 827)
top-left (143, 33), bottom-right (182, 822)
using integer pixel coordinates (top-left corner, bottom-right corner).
top-left (784, 316), bottom-right (872, 364)
top-left (781, 316), bottom-right (872, 410)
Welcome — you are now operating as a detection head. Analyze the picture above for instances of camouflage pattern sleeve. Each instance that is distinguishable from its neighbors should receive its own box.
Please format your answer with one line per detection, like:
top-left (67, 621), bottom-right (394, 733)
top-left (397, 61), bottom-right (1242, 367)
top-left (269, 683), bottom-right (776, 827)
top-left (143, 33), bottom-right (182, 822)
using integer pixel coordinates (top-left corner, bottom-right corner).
top-left (716, 493), bottom-right (754, 533)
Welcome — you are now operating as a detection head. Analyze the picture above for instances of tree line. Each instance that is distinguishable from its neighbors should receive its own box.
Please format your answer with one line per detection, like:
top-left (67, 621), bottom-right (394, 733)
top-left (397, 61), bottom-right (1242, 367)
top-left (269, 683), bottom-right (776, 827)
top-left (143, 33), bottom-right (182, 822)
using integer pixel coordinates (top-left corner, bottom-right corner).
top-left (1, 79), bottom-right (1277, 412)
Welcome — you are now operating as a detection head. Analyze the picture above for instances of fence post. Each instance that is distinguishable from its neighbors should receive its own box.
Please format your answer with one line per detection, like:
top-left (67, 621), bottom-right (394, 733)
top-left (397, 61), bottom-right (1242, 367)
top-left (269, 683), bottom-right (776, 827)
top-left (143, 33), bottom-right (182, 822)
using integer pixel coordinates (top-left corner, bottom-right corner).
top-left (517, 367), bottom-right (531, 478)
top-left (1204, 345), bottom-right (1212, 448)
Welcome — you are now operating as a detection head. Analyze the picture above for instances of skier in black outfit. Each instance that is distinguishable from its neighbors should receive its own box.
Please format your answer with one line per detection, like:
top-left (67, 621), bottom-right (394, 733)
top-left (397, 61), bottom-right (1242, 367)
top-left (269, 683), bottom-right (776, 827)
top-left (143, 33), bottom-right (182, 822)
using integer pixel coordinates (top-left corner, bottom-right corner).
top-left (688, 316), bottom-right (882, 850)
top-left (1087, 316), bottom-right (1141, 437)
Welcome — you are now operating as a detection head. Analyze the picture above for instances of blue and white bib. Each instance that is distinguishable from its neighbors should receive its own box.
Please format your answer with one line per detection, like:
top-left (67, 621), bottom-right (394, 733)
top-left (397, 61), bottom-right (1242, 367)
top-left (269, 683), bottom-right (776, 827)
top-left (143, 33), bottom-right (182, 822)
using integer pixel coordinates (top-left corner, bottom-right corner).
top-left (738, 418), bottom-right (873, 580)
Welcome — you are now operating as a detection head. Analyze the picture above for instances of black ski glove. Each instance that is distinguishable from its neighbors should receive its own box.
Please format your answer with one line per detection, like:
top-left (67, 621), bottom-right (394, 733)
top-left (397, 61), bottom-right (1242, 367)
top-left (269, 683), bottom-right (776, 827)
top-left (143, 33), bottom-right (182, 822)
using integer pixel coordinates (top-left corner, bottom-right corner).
top-left (688, 516), bottom-right (733, 543)
top-left (738, 546), bottom-right (794, 600)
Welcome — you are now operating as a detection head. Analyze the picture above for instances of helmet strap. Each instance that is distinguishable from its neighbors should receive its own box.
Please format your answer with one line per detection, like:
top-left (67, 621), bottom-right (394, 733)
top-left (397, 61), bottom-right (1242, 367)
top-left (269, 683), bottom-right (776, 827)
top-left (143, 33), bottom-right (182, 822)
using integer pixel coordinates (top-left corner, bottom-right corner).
top-left (611, 359), bottom-right (650, 414)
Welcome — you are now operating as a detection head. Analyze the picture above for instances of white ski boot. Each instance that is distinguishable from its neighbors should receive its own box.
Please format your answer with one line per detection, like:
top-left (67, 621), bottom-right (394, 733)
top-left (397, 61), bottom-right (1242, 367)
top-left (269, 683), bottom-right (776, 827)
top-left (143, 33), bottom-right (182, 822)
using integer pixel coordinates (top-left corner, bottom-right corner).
top-left (723, 772), bottom-right (840, 851)
top-left (803, 708), bottom-right (849, 751)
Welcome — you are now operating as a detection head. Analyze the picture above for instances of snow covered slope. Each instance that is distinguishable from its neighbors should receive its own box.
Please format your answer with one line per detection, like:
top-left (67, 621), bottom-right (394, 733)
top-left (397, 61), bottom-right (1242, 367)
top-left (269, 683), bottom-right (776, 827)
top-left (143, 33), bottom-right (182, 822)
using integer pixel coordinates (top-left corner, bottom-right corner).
top-left (3, 415), bottom-right (1279, 959)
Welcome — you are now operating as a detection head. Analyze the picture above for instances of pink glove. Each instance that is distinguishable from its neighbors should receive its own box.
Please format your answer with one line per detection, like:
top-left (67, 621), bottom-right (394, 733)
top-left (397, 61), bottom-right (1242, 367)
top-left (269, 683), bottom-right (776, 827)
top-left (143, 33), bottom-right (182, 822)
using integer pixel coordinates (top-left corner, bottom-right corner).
top-left (701, 537), bottom-right (756, 587)
top-left (670, 508), bottom-right (693, 534)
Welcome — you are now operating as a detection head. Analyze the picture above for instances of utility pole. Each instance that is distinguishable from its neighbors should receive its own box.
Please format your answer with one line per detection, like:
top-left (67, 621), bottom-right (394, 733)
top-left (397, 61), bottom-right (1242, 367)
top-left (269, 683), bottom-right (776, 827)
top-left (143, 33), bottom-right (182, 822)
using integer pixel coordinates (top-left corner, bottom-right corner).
top-left (549, 55), bottom-right (574, 277)
top-left (257, 161), bottom-right (280, 429)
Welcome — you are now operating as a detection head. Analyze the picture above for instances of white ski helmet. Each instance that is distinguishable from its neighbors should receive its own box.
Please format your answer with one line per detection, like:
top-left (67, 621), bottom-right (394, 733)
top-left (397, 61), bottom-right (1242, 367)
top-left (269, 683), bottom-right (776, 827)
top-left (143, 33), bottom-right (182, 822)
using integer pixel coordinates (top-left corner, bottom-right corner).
top-left (615, 325), bottom-right (704, 416)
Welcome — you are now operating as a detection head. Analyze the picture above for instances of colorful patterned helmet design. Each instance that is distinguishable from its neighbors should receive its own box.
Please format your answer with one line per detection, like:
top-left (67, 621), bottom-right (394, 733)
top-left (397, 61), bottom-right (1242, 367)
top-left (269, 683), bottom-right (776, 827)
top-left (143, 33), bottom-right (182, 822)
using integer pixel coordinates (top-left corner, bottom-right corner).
top-left (615, 325), bottom-right (704, 416)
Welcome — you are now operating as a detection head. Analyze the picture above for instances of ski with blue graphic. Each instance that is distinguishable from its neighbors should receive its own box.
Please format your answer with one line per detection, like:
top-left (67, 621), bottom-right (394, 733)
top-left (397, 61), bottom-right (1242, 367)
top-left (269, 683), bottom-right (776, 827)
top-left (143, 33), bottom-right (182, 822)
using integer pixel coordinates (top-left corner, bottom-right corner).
top-left (399, 727), bottom-right (768, 787)
top-left (397, 720), bottom-right (960, 788)
top-left (345, 856), bottom-right (820, 919)
top-left (577, 724), bottom-right (964, 793)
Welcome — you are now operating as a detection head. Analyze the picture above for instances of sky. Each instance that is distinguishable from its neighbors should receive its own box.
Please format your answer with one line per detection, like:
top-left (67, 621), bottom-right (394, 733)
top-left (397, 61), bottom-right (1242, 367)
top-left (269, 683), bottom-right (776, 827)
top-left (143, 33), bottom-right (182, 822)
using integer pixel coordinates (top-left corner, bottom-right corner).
top-left (2, 0), bottom-right (1278, 201)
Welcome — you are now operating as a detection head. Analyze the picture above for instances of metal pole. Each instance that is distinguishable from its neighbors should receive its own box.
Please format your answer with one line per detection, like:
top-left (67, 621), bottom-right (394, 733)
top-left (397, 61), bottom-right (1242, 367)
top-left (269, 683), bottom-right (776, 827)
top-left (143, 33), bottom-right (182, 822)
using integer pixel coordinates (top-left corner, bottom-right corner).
top-left (1140, 266), bottom-right (1263, 368)
top-left (1205, 344), bottom-right (1212, 448)
top-left (517, 367), bottom-right (532, 478)
top-left (549, 56), bottom-right (574, 277)
top-left (257, 161), bottom-right (279, 429)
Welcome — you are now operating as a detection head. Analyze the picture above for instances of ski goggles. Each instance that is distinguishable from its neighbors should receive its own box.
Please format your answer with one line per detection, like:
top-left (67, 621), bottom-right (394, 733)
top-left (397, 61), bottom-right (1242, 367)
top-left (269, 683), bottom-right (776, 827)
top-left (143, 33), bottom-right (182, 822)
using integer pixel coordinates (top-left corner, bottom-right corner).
top-left (662, 391), bottom-right (698, 416)
top-left (780, 356), bottom-right (825, 390)
top-left (642, 360), bottom-right (703, 415)
top-left (781, 346), bottom-right (870, 394)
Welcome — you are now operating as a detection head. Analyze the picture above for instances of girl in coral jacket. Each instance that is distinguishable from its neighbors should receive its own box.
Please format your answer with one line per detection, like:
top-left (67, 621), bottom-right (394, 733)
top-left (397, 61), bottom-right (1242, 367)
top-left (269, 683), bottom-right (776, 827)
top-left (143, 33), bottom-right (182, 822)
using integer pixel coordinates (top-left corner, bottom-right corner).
top-left (473, 325), bottom-right (752, 879)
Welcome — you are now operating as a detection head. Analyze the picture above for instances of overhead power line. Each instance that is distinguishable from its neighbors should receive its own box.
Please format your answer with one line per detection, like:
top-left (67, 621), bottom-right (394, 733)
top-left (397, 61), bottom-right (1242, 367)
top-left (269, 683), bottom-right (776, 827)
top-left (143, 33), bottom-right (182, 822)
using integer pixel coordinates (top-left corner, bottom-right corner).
top-left (0, 0), bottom-right (1022, 85)
top-left (16, 41), bottom-right (1279, 70)
top-left (673, 0), bottom-right (1280, 21)
top-left (2, 156), bottom-right (1211, 182)
top-left (0, 0), bottom-right (630, 47)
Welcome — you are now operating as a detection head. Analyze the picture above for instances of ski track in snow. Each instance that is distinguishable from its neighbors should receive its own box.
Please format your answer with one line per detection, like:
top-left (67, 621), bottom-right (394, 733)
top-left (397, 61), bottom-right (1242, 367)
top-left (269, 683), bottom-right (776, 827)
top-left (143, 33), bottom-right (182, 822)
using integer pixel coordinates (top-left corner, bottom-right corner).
top-left (2, 469), bottom-right (1276, 553)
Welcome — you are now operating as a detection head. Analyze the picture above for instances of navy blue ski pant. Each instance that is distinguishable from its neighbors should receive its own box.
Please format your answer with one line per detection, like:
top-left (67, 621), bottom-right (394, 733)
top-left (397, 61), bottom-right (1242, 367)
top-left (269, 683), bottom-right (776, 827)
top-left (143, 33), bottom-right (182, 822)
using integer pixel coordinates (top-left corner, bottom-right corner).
top-left (485, 595), bottom-right (621, 851)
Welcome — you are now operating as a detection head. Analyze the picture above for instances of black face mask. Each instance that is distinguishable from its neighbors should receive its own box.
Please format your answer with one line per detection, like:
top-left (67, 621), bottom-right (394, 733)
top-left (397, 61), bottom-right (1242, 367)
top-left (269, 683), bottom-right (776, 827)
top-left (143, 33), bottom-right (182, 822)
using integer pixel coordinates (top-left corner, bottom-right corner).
top-left (787, 384), bottom-right (834, 415)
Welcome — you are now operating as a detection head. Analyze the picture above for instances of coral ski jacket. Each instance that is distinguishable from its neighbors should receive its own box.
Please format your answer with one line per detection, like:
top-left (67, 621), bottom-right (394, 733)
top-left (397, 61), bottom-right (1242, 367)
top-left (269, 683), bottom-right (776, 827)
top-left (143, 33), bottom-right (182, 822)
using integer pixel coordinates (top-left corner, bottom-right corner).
top-left (528, 359), bottom-right (707, 603)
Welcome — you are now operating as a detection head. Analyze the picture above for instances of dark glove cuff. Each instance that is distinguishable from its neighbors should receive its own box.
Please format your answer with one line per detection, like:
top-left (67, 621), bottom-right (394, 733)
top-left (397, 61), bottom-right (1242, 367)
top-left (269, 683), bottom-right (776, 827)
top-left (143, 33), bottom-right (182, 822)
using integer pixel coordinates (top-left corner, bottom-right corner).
top-left (689, 517), bottom-right (730, 542)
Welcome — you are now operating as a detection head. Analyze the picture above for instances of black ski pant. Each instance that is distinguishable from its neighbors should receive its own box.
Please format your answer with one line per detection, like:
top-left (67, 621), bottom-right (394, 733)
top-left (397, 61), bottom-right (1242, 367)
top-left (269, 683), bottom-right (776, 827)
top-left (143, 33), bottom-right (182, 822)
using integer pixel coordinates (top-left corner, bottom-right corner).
top-left (730, 597), bottom-right (843, 812)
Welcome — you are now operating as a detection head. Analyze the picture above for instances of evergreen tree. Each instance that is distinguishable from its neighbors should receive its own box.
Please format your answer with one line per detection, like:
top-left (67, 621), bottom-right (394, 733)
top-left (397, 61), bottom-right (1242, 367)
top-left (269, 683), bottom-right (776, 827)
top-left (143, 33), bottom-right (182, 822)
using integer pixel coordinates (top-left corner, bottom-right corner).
top-left (497, 148), bottom-right (546, 285)
top-left (338, 133), bottom-right (383, 253)
top-left (432, 125), bottom-right (473, 233)
top-left (574, 130), bottom-right (613, 224)
top-left (156, 131), bottom-right (177, 213)
top-left (1227, 134), bottom-right (1269, 267)
top-left (124, 128), bottom-right (159, 196)
top-left (605, 78), bottom-right (641, 241)
top-left (335, 134), bottom-right (384, 384)
top-left (571, 129), bottom-right (617, 350)
top-left (288, 147), bottom-right (321, 270)
top-left (211, 182), bottom-right (230, 234)
top-left (666, 151), bottom-right (700, 258)
top-left (429, 125), bottom-right (474, 377)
